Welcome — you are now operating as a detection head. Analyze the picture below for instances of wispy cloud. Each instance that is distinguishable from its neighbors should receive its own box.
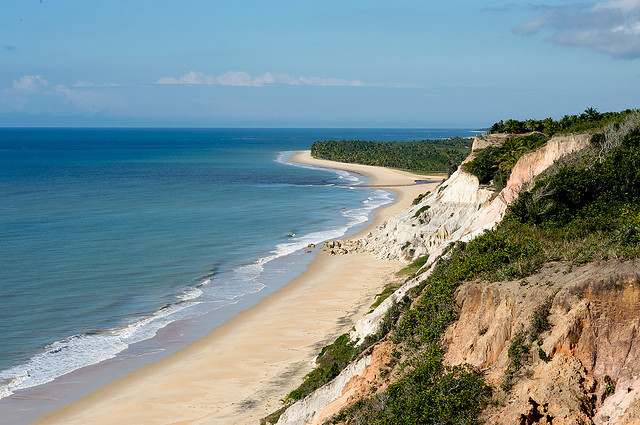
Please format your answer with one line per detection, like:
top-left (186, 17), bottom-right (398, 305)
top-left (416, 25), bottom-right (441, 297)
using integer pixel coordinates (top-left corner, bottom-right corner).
top-left (514, 0), bottom-right (640, 59)
top-left (13, 75), bottom-right (48, 91)
top-left (73, 80), bottom-right (120, 88)
top-left (2, 75), bottom-right (120, 113)
top-left (156, 71), bottom-right (412, 88)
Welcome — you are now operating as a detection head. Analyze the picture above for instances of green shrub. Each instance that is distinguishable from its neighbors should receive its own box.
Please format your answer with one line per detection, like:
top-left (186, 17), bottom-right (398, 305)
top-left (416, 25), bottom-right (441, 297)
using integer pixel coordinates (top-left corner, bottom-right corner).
top-left (463, 133), bottom-right (550, 189)
top-left (369, 282), bottom-right (402, 310)
top-left (413, 205), bottom-right (431, 218)
top-left (530, 296), bottom-right (554, 340)
top-left (508, 329), bottom-right (530, 372)
top-left (333, 357), bottom-right (491, 425)
top-left (285, 333), bottom-right (361, 402)
top-left (412, 191), bottom-right (430, 205)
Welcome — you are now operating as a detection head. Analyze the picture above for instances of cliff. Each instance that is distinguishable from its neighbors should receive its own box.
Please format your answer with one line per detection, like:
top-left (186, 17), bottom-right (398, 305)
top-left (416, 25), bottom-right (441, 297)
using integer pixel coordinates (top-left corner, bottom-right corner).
top-left (334, 133), bottom-right (590, 343)
top-left (274, 129), bottom-right (640, 425)
top-left (445, 259), bottom-right (640, 424)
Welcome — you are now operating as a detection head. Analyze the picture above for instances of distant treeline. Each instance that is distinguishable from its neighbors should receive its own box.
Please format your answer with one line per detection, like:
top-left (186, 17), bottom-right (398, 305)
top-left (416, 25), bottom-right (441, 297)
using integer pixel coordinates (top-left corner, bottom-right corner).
top-left (490, 107), bottom-right (639, 135)
top-left (310, 137), bottom-right (472, 175)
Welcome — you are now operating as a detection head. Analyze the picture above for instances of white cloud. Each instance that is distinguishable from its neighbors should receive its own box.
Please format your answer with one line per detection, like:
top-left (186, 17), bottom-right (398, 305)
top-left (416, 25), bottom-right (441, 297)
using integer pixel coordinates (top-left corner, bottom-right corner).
top-left (1, 75), bottom-right (120, 113)
top-left (13, 75), bottom-right (48, 91)
top-left (156, 71), bottom-right (383, 87)
top-left (215, 71), bottom-right (263, 86)
top-left (73, 80), bottom-right (120, 88)
top-left (593, 0), bottom-right (640, 12)
top-left (156, 71), bottom-right (217, 85)
top-left (514, 1), bottom-right (640, 59)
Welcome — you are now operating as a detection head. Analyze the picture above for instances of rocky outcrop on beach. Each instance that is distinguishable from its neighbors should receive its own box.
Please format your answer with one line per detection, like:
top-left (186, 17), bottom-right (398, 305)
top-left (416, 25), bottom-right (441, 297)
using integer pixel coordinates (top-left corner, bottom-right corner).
top-left (322, 239), bottom-right (364, 255)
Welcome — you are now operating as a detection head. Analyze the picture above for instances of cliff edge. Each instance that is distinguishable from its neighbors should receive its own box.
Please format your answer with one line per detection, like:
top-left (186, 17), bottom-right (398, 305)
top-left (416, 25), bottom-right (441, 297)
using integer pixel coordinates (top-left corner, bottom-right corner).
top-left (272, 120), bottom-right (640, 425)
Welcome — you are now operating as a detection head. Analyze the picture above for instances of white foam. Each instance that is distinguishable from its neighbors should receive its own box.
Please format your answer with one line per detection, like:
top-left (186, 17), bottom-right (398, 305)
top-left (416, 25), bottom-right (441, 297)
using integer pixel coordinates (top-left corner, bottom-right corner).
top-left (0, 292), bottom-right (206, 399)
top-left (276, 151), bottom-right (365, 186)
top-left (177, 285), bottom-right (203, 302)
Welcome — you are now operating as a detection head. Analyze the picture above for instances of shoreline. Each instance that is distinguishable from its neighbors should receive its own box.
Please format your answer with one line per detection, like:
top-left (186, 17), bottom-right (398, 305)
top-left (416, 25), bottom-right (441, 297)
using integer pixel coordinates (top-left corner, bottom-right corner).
top-left (30, 152), bottom-right (442, 425)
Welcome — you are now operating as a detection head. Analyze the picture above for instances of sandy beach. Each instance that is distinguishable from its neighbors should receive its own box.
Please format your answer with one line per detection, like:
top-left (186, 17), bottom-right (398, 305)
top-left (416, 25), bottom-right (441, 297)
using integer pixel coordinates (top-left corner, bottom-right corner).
top-left (32, 152), bottom-right (442, 425)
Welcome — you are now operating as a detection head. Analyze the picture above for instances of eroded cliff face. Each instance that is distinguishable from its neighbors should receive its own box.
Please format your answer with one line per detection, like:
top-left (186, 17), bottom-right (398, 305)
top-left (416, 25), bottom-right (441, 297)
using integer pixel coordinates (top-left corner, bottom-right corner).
top-left (328, 133), bottom-right (590, 267)
top-left (275, 133), bottom-right (607, 425)
top-left (444, 260), bottom-right (640, 425)
top-left (346, 133), bottom-right (590, 343)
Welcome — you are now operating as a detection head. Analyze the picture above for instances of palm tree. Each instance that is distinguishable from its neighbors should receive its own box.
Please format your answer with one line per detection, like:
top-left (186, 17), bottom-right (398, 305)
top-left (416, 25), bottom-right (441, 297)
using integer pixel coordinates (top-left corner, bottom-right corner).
top-left (583, 107), bottom-right (600, 121)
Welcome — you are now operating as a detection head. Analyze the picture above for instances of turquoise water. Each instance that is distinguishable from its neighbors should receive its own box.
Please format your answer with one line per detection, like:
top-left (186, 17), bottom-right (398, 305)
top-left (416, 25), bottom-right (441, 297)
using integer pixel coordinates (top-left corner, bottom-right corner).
top-left (0, 128), bottom-right (474, 408)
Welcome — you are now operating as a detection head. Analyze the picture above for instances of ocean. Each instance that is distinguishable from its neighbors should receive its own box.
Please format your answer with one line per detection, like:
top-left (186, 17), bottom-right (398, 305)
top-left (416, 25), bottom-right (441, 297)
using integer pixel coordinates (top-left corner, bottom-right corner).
top-left (0, 128), bottom-right (475, 422)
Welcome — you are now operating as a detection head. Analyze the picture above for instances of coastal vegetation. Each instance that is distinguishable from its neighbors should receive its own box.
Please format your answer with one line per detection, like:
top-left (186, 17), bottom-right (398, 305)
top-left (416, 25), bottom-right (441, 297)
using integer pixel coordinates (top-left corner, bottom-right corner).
top-left (310, 137), bottom-right (472, 175)
top-left (265, 109), bottom-right (640, 425)
top-left (488, 107), bottom-right (638, 136)
top-left (462, 133), bottom-right (550, 189)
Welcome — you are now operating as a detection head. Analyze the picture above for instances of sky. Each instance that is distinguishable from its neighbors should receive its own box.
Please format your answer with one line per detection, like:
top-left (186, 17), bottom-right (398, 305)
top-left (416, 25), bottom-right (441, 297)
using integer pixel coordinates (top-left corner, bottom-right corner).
top-left (1, 0), bottom-right (640, 128)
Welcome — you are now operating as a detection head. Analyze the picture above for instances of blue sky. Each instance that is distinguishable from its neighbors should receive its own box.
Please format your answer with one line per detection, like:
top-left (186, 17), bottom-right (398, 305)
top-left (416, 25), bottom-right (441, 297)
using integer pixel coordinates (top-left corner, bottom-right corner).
top-left (1, 0), bottom-right (639, 127)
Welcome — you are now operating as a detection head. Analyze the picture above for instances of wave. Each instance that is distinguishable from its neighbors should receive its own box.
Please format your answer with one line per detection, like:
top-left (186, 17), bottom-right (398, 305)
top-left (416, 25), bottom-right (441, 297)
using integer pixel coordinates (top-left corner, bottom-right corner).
top-left (0, 152), bottom-right (392, 400)
top-left (0, 291), bottom-right (205, 399)
top-left (276, 151), bottom-right (366, 186)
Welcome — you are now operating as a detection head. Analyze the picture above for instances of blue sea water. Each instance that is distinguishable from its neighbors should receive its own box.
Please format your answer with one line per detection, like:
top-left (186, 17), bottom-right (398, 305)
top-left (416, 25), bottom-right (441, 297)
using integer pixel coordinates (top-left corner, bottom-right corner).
top-left (0, 128), bottom-right (475, 410)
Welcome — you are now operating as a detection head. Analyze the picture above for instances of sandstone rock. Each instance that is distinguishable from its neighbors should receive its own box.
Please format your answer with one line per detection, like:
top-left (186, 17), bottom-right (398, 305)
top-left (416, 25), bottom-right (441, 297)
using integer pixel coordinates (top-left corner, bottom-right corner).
top-left (443, 260), bottom-right (640, 425)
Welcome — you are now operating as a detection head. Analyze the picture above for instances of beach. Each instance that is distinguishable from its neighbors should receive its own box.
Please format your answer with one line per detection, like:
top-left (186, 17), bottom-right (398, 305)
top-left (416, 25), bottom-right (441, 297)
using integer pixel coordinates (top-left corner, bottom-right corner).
top-left (32, 151), bottom-right (441, 425)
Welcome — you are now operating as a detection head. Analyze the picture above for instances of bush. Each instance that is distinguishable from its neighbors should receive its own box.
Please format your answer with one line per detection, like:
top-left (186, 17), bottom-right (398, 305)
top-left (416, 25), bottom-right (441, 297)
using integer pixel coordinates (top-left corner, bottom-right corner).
top-left (397, 255), bottom-right (429, 276)
top-left (463, 133), bottom-right (550, 189)
top-left (285, 333), bottom-right (361, 402)
top-left (412, 191), bottom-right (430, 205)
top-left (530, 296), bottom-right (554, 340)
top-left (413, 205), bottom-right (430, 218)
top-left (334, 358), bottom-right (491, 425)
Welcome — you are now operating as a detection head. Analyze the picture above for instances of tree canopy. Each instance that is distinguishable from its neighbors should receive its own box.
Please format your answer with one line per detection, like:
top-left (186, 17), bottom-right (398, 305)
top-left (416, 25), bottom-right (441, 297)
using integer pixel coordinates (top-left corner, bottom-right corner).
top-left (311, 137), bottom-right (472, 175)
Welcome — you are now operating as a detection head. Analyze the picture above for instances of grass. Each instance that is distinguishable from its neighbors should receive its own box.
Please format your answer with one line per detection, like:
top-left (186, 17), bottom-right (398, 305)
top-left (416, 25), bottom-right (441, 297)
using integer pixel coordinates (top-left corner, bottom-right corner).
top-left (396, 255), bottom-right (429, 277)
top-left (370, 281), bottom-right (403, 311)
top-left (412, 191), bottom-right (431, 205)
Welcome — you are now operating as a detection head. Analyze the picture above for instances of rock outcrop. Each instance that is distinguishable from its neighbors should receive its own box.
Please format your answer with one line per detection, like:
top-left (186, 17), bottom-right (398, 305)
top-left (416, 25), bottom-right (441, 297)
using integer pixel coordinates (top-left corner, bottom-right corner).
top-left (444, 260), bottom-right (640, 424)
